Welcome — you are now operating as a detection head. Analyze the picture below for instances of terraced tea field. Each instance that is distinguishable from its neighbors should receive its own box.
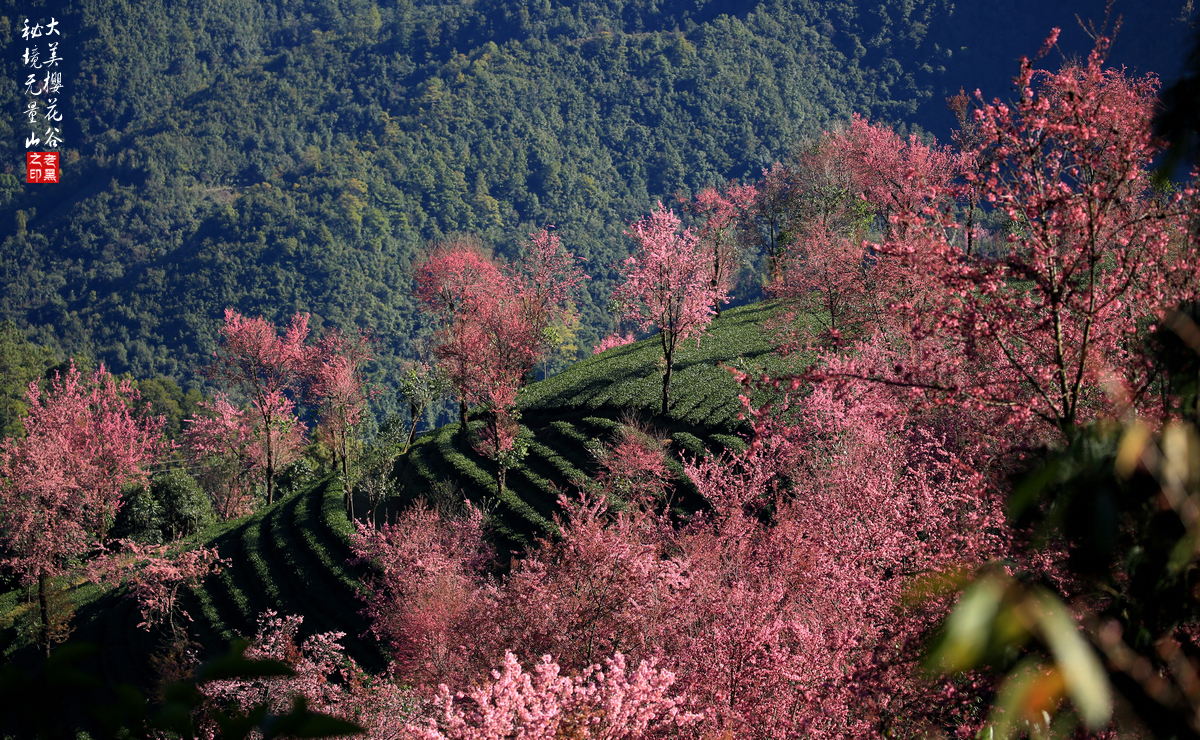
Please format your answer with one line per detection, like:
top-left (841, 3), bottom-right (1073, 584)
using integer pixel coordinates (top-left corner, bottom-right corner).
top-left (391, 301), bottom-right (811, 547)
top-left (0, 300), bottom-right (810, 692)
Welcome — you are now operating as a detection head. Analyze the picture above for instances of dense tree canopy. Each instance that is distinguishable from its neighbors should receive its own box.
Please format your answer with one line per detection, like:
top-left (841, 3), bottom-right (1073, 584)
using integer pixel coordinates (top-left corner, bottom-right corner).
top-left (0, 0), bottom-right (985, 415)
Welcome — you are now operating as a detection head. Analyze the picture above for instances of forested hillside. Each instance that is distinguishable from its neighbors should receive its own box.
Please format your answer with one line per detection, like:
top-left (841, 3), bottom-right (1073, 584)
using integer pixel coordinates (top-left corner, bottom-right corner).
top-left (0, 0), bottom-right (974, 402)
top-left (0, 0), bottom-right (1190, 413)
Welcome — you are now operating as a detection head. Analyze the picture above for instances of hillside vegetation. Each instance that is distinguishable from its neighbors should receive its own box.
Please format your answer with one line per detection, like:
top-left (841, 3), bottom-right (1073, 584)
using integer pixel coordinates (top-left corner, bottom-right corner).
top-left (2, 0), bottom-right (961, 411)
top-left (4, 22), bottom-right (1200, 732)
top-left (0, 299), bottom-right (798, 687)
top-left (397, 300), bottom-right (807, 547)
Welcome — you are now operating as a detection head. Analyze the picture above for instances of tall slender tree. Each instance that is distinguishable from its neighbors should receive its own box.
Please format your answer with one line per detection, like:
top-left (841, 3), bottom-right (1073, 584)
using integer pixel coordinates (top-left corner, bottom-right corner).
top-left (681, 183), bottom-right (755, 317)
top-left (185, 394), bottom-right (257, 520)
top-left (742, 163), bottom-right (799, 284)
top-left (310, 328), bottom-right (375, 516)
top-left (398, 359), bottom-right (449, 454)
top-left (508, 227), bottom-right (588, 374)
top-left (206, 309), bottom-right (312, 505)
top-left (612, 203), bottom-right (724, 416)
top-left (413, 239), bottom-right (509, 432)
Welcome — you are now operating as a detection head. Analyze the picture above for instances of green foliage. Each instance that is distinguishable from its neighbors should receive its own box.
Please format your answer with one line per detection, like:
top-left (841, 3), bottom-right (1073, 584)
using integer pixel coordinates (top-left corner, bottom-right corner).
top-left (0, 320), bottom-right (55, 439)
top-left (669, 431), bottom-right (707, 458)
top-left (275, 456), bottom-right (321, 500)
top-left (133, 377), bottom-right (206, 442)
top-left (0, 0), bottom-right (955, 414)
top-left (112, 468), bottom-right (215, 544)
top-left (925, 572), bottom-right (1112, 739)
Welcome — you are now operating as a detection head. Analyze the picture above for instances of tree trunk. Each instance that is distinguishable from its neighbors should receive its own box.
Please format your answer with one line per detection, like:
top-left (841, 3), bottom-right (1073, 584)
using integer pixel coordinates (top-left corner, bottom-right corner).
top-left (712, 256), bottom-right (723, 317)
top-left (342, 431), bottom-right (352, 515)
top-left (168, 586), bottom-right (179, 643)
top-left (404, 420), bottom-right (418, 454)
top-left (661, 354), bottom-right (673, 417)
top-left (660, 330), bottom-right (675, 417)
top-left (38, 570), bottom-right (50, 658)
top-left (459, 398), bottom-right (468, 434)
top-left (498, 464), bottom-right (506, 498)
top-left (266, 448), bottom-right (275, 506)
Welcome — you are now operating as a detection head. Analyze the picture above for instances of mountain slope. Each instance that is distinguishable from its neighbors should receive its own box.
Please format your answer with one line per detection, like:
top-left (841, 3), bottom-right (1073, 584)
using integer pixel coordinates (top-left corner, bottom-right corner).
top-left (393, 301), bottom-right (806, 548)
top-left (0, 299), bottom-right (803, 693)
top-left (1, 0), bottom-right (952, 406)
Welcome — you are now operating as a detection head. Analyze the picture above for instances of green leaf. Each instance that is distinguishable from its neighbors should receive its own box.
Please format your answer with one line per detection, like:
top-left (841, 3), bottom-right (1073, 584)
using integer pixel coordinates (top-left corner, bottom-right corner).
top-left (1033, 590), bottom-right (1112, 730)
top-left (926, 575), bottom-right (1005, 674)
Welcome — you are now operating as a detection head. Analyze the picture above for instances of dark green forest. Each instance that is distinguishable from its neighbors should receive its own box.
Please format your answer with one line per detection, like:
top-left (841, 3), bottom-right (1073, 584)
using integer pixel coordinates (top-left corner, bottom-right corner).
top-left (0, 0), bottom-right (1191, 416)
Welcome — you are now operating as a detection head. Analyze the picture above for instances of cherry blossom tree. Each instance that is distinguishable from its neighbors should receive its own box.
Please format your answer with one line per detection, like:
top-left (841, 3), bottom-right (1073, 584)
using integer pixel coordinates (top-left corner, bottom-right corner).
top-left (471, 382), bottom-right (527, 498)
top-left (489, 493), bottom-right (681, 674)
top-left (410, 651), bottom-right (695, 740)
top-left (349, 501), bottom-right (494, 691)
top-left (186, 391), bottom-right (307, 517)
top-left (414, 239), bottom-right (514, 431)
top-left (765, 132), bottom-right (869, 350)
top-left (0, 362), bottom-right (165, 656)
top-left (310, 328), bottom-right (375, 516)
top-left (419, 260), bottom-right (537, 496)
top-left (785, 129), bottom-right (871, 239)
top-left (592, 418), bottom-right (672, 510)
top-left (812, 32), bottom-right (1198, 439)
top-left (447, 298), bottom-right (538, 499)
top-left (508, 227), bottom-right (588, 373)
top-left (593, 332), bottom-right (636, 354)
top-left (185, 395), bottom-right (258, 520)
top-left (829, 113), bottom-right (960, 242)
top-left (769, 225), bottom-right (873, 350)
top-left (662, 373), bottom-right (1008, 738)
top-left (85, 540), bottom-right (227, 641)
top-left (612, 203), bottom-right (725, 416)
top-left (415, 236), bottom-right (576, 460)
top-left (206, 309), bottom-right (313, 505)
top-left (680, 183), bottom-right (756, 316)
top-left (196, 610), bottom-right (418, 740)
